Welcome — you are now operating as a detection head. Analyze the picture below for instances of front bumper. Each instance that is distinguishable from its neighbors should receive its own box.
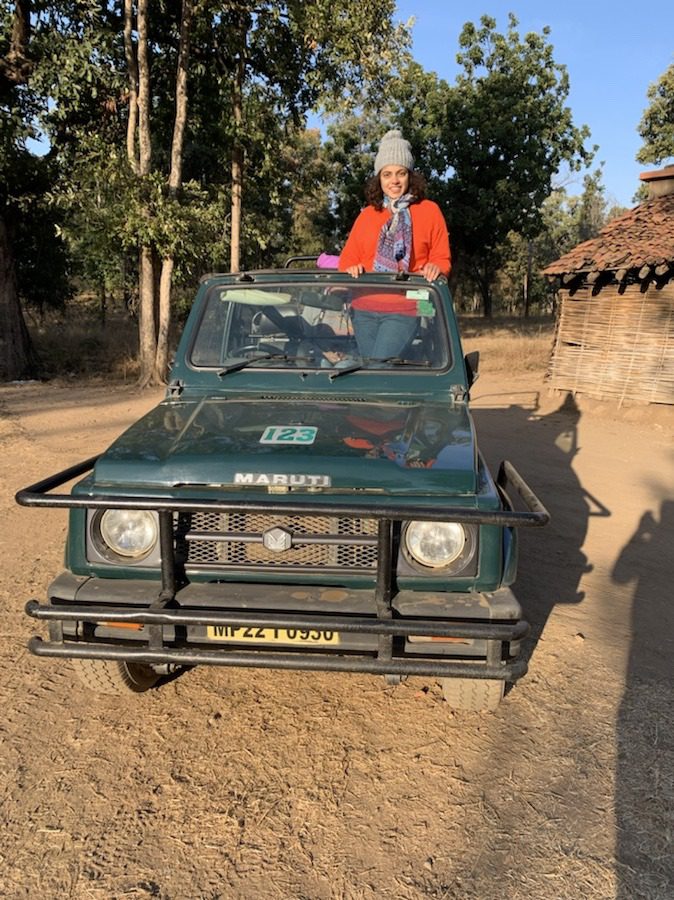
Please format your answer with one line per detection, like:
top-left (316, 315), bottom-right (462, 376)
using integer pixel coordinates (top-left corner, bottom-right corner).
top-left (18, 456), bottom-right (548, 683)
top-left (26, 575), bottom-right (528, 681)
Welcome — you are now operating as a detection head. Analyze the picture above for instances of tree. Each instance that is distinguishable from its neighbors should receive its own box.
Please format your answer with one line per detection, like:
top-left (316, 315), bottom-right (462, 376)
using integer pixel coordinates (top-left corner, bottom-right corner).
top-left (219, 1), bottom-right (409, 271)
top-left (322, 114), bottom-right (396, 241)
top-left (40, 1), bottom-right (224, 386)
top-left (1, 1), bottom-right (71, 379)
top-left (321, 17), bottom-right (592, 316)
top-left (123, 0), bottom-right (194, 386)
top-left (39, 1), bottom-right (409, 386)
top-left (390, 15), bottom-right (592, 316)
top-left (256, 127), bottom-right (338, 261)
top-left (492, 170), bottom-right (625, 316)
top-left (150, 0), bottom-right (408, 380)
top-left (0, 0), bottom-right (38, 379)
top-left (449, 15), bottom-right (593, 315)
top-left (637, 61), bottom-right (674, 165)
top-left (5, 2), bottom-right (410, 385)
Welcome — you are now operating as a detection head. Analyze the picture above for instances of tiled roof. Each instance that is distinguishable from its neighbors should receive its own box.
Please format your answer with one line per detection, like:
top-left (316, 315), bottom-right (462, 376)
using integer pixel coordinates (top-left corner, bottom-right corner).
top-left (542, 193), bottom-right (674, 276)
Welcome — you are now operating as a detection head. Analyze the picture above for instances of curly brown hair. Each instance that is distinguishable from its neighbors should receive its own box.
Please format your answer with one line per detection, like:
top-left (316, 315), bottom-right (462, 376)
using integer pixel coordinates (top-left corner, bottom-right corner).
top-left (364, 171), bottom-right (427, 210)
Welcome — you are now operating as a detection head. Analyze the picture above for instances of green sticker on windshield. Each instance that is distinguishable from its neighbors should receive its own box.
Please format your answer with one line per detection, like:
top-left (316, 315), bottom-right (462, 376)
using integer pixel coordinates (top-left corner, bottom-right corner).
top-left (260, 426), bottom-right (317, 445)
top-left (416, 299), bottom-right (435, 316)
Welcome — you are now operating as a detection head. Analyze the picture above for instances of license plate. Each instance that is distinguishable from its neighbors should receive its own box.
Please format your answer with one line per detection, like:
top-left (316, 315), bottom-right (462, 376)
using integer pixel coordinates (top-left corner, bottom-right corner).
top-left (206, 625), bottom-right (340, 646)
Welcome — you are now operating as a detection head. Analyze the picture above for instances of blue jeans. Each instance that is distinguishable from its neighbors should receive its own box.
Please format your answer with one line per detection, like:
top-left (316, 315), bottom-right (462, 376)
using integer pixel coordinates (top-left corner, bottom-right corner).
top-left (352, 310), bottom-right (418, 360)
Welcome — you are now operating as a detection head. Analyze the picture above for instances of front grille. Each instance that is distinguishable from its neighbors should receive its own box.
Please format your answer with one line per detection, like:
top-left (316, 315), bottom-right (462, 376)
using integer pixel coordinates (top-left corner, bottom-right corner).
top-left (178, 512), bottom-right (378, 572)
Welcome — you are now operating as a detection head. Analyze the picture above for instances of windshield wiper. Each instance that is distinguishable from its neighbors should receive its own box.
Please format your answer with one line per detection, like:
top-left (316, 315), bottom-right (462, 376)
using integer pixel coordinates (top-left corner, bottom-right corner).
top-left (218, 353), bottom-right (286, 376)
top-left (327, 362), bottom-right (365, 380)
top-left (327, 356), bottom-right (430, 379)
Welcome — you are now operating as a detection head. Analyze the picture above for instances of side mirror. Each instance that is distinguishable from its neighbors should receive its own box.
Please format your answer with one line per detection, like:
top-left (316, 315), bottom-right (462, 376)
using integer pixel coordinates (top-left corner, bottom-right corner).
top-left (464, 350), bottom-right (480, 388)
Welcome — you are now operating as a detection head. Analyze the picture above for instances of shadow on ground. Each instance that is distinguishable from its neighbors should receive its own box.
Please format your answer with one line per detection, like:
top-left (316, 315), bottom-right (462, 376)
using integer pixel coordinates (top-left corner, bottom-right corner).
top-left (612, 499), bottom-right (674, 899)
top-left (474, 388), bottom-right (673, 896)
top-left (472, 390), bottom-right (608, 658)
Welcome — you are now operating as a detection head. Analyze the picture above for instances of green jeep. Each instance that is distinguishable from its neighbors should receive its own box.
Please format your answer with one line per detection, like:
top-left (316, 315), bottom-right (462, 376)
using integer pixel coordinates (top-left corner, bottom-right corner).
top-left (17, 267), bottom-right (548, 710)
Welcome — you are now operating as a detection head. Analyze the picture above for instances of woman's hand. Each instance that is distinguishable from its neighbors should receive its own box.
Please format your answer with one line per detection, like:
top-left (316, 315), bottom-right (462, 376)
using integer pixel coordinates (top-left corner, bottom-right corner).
top-left (346, 264), bottom-right (364, 278)
top-left (419, 263), bottom-right (441, 282)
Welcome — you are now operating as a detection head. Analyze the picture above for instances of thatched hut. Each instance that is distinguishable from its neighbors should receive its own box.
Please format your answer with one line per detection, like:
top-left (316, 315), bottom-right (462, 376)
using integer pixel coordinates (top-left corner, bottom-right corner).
top-left (543, 165), bottom-right (674, 405)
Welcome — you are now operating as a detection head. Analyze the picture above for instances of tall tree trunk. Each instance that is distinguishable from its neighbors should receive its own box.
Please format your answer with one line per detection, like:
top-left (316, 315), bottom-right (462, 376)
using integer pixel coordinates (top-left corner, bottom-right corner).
top-left (154, 0), bottom-right (193, 383)
top-left (470, 261), bottom-right (493, 317)
top-left (0, 0), bottom-right (32, 90)
top-left (138, 244), bottom-right (156, 380)
top-left (155, 258), bottom-right (174, 380)
top-left (99, 281), bottom-right (107, 326)
top-left (136, 0), bottom-right (152, 181)
top-left (135, 0), bottom-right (157, 388)
top-left (230, 16), bottom-right (248, 273)
top-left (123, 0), bottom-right (140, 175)
top-left (524, 239), bottom-right (533, 317)
top-left (0, 217), bottom-right (38, 380)
top-left (482, 287), bottom-right (492, 317)
top-left (230, 149), bottom-right (243, 274)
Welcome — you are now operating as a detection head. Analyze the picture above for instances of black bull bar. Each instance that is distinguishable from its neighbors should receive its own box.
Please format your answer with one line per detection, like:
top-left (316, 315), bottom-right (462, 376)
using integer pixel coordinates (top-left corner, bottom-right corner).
top-left (17, 457), bottom-right (549, 681)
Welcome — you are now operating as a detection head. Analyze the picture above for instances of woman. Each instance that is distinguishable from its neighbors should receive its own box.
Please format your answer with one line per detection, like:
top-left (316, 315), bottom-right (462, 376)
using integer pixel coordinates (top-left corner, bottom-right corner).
top-left (338, 129), bottom-right (451, 360)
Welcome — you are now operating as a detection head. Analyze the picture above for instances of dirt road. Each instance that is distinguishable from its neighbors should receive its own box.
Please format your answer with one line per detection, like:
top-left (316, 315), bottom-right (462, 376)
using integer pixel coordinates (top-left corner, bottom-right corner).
top-left (1, 372), bottom-right (672, 900)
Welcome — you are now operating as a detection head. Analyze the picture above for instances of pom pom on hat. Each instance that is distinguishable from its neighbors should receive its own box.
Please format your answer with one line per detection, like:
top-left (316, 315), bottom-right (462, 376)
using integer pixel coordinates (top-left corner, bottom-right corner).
top-left (374, 129), bottom-right (414, 176)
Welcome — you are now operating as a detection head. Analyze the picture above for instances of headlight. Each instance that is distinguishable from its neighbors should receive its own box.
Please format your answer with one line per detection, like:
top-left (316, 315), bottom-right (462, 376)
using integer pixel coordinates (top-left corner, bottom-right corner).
top-left (404, 521), bottom-right (467, 569)
top-left (98, 509), bottom-right (158, 560)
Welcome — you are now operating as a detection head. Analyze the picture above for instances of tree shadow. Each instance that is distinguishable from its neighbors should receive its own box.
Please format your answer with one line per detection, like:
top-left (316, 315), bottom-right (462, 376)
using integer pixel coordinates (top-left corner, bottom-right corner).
top-left (612, 500), bottom-right (674, 898)
top-left (471, 390), bottom-right (610, 665)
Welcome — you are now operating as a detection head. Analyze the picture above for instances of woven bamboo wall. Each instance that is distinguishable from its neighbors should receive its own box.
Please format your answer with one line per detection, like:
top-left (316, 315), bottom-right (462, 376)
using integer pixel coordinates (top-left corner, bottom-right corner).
top-left (548, 282), bottom-right (674, 404)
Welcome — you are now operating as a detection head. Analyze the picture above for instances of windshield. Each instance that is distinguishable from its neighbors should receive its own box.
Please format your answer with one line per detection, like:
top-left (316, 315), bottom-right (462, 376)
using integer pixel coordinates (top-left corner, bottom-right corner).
top-left (190, 281), bottom-right (450, 372)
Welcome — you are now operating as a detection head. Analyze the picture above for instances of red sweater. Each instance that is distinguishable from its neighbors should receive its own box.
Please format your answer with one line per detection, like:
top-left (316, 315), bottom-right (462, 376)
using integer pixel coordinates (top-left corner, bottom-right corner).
top-left (339, 199), bottom-right (451, 276)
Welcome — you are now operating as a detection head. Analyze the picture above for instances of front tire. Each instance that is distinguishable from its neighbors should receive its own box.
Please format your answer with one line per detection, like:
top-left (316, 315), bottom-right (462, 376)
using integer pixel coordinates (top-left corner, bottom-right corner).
top-left (72, 659), bottom-right (160, 695)
top-left (440, 677), bottom-right (505, 711)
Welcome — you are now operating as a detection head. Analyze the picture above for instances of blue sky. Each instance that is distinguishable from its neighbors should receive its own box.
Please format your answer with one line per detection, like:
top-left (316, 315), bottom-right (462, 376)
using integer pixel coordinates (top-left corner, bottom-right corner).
top-left (394, 1), bottom-right (674, 207)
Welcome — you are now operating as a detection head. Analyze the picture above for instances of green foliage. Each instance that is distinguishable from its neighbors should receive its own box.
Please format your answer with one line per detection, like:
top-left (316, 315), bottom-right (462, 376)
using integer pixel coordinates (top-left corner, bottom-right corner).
top-left (29, 0), bottom-right (410, 302)
top-left (321, 114), bottom-right (394, 239)
top-left (447, 15), bottom-right (591, 310)
top-left (3, 1), bottom-right (600, 356)
top-left (318, 15), bottom-right (593, 316)
top-left (388, 14), bottom-right (592, 314)
top-left (491, 170), bottom-right (624, 315)
top-left (296, 0), bottom-right (411, 113)
top-left (637, 61), bottom-right (674, 165)
top-left (9, 152), bottom-right (72, 311)
top-left (0, 6), bottom-right (71, 313)
top-left (239, 126), bottom-right (339, 264)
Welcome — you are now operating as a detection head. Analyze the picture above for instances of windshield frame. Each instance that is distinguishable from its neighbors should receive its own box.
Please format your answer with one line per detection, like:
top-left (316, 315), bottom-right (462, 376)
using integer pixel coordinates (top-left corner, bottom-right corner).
top-left (186, 277), bottom-right (453, 376)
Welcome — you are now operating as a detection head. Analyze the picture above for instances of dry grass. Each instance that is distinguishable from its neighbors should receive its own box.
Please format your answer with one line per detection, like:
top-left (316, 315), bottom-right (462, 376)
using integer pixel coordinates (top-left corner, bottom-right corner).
top-left (459, 315), bottom-right (556, 374)
top-left (26, 301), bottom-right (556, 382)
top-left (27, 301), bottom-right (141, 381)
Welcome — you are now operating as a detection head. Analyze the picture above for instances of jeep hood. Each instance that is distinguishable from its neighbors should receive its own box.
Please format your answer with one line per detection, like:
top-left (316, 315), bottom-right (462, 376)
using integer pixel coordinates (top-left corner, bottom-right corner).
top-left (93, 396), bottom-right (478, 495)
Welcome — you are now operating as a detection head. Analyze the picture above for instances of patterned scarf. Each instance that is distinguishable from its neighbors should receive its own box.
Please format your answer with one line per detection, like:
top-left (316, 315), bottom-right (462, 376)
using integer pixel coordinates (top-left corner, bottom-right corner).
top-left (373, 194), bottom-right (413, 273)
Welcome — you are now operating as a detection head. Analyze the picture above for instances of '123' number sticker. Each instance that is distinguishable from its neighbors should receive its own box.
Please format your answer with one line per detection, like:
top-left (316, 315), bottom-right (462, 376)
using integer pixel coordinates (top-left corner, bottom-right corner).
top-left (259, 426), bottom-right (317, 445)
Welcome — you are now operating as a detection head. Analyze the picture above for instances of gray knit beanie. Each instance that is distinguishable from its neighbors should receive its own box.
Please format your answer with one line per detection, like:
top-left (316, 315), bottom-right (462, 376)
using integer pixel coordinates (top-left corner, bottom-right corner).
top-left (373, 129), bottom-right (414, 176)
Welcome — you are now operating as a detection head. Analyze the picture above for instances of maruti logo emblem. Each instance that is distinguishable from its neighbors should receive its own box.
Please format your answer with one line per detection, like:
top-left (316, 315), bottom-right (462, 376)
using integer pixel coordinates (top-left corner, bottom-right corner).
top-left (263, 527), bottom-right (293, 552)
